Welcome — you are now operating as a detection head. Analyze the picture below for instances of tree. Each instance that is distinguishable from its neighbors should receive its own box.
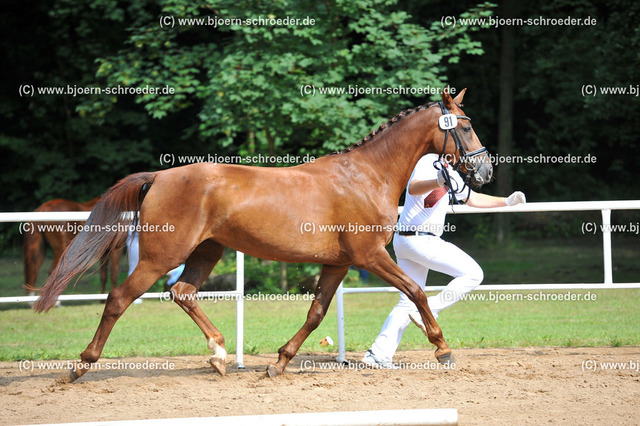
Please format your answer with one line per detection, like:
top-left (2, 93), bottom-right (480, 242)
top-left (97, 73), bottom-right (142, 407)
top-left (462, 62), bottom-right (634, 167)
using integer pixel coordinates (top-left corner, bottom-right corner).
top-left (515, 0), bottom-right (640, 201)
top-left (84, 0), bottom-right (495, 159)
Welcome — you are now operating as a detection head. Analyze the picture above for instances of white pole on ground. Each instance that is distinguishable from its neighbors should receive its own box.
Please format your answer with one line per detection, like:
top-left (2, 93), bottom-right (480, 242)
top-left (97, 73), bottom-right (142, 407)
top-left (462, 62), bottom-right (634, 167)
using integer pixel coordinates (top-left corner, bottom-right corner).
top-left (37, 408), bottom-right (459, 426)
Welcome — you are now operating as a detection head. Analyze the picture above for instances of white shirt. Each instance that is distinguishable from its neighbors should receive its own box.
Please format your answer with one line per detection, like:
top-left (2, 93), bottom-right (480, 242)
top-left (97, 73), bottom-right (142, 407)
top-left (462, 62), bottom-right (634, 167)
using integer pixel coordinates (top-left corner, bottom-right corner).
top-left (397, 154), bottom-right (468, 237)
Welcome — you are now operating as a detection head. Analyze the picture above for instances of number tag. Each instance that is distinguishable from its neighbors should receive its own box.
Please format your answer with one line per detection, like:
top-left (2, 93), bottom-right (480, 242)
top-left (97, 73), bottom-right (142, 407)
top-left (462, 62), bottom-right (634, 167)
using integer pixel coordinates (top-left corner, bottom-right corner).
top-left (438, 114), bottom-right (458, 130)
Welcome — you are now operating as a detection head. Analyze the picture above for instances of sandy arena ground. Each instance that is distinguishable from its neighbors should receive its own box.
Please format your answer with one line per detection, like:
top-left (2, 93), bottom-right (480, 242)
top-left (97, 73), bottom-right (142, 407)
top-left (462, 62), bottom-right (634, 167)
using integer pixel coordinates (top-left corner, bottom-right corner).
top-left (1, 347), bottom-right (639, 425)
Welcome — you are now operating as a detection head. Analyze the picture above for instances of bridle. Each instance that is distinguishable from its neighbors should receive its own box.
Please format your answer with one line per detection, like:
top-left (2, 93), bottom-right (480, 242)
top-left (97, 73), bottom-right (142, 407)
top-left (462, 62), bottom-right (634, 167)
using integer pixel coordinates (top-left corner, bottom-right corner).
top-left (434, 101), bottom-right (489, 204)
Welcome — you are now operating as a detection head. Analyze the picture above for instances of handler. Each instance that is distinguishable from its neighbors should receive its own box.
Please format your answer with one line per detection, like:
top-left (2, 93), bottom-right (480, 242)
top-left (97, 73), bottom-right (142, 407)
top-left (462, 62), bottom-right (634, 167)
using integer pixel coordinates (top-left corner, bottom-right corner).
top-left (363, 153), bottom-right (526, 368)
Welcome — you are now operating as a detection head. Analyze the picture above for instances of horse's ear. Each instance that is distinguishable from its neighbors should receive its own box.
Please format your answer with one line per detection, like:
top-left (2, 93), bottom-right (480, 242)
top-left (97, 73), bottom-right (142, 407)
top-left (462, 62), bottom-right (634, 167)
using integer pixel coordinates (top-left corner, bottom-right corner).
top-left (442, 87), bottom-right (465, 109)
top-left (441, 87), bottom-right (454, 109)
top-left (452, 88), bottom-right (467, 107)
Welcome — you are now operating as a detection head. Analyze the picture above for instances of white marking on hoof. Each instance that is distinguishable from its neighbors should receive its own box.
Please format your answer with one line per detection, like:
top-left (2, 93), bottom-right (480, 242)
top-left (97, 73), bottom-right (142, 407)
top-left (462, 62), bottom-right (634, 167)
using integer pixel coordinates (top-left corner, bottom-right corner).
top-left (207, 338), bottom-right (227, 376)
top-left (207, 338), bottom-right (227, 360)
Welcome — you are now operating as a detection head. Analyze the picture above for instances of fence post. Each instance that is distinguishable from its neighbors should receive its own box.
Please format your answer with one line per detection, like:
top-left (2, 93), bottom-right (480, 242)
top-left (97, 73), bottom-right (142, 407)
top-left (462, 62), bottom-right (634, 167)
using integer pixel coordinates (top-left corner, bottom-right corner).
top-left (336, 282), bottom-right (346, 363)
top-left (236, 251), bottom-right (245, 368)
top-left (601, 209), bottom-right (613, 284)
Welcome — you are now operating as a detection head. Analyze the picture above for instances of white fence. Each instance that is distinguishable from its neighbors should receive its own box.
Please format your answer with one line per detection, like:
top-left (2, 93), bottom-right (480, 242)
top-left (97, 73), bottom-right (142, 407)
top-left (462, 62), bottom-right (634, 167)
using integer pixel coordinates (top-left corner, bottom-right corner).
top-left (1, 200), bottom-right (639, 366)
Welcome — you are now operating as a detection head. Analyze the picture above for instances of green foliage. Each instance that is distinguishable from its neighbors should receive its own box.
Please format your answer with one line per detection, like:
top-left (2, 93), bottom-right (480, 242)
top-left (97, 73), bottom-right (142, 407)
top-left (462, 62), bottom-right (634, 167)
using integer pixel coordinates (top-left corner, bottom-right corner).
top-left (0, 0), bottom-right (161, 207)
top-left (3, 0), bottom-right (638, 253)
top-left (243, 258), bottom-right (320, 294)
top-left (0, 0), bottom-right (495, 252)
top-left (512, 0), bottom-right (640, 201)
top-left (84, 0), bottom-right (494, 157)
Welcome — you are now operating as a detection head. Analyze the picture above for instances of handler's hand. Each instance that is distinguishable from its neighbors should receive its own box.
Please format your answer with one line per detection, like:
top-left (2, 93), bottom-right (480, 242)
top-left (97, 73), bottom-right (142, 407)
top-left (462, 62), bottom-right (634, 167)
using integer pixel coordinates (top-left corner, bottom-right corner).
top-left (505, 191), bottom-right (526, 206)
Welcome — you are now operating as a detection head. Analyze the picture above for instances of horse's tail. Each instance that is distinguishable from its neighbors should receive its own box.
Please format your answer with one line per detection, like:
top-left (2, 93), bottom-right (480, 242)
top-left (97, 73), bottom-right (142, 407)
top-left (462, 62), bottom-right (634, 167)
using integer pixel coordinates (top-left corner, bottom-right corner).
top-left (33, 172), bottom-right (157, 312)
top-left (23, 222), bottom-right (46, 293)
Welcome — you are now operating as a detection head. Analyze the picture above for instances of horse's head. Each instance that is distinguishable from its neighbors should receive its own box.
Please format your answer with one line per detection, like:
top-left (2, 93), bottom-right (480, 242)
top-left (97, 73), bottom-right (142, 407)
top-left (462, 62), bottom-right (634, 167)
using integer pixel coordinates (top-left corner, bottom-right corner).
top-left (436, 88), bottom-right (493, 188)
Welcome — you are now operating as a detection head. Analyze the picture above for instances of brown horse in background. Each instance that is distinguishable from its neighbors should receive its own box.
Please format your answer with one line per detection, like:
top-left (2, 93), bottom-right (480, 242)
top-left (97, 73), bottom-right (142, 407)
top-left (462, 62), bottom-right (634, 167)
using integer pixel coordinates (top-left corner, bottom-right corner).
top-left (24, 198), bottom-right (122, 296)
top-left (33, 89), bottom-right (492, 382)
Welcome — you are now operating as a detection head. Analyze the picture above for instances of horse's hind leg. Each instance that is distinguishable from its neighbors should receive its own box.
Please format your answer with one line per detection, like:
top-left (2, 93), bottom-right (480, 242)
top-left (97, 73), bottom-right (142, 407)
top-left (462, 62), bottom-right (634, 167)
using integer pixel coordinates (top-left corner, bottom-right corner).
top-left (23, 228), bottom-right (45, 295)
top-left (63, 262), bottom-right (165, 383)
top-left (364, 248), bottom-right (452, 364)
top-left (169, 240), bottom-right (227, 375)
top-left (267, 264), bottom-right (350, 377)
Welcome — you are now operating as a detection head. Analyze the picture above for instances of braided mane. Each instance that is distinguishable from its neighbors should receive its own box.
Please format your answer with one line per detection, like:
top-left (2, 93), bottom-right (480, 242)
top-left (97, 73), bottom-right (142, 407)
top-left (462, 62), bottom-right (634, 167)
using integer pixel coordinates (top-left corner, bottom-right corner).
top-left (332, 102), bottom-right (438, 155)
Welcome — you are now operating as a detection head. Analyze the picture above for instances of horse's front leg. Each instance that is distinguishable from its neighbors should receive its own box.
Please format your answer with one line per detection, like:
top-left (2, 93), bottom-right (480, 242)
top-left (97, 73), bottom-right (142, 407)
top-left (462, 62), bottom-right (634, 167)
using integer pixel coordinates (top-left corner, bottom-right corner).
top-left (267, 264), bottom-right (349, 377)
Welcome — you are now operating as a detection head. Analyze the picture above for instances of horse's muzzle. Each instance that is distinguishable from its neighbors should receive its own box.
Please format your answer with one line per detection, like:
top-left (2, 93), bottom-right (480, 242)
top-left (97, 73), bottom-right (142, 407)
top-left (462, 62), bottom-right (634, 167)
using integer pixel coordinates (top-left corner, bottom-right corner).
top-left (466, 153), bottom-right (493, 188)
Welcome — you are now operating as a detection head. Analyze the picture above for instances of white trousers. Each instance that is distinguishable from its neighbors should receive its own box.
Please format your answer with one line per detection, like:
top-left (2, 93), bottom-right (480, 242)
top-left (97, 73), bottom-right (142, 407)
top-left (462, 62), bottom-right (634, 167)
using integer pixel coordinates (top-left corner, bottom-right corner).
top-left (126, 231), bottom-right (184, 285)
top-left (369, 234), bottom-right (483, 362)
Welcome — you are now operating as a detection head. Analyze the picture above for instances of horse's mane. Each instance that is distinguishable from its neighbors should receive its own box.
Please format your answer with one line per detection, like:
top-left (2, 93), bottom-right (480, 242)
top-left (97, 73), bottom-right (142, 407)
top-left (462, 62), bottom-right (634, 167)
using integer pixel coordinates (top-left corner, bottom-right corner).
top-left (331, 101), bottom-right (439, 155)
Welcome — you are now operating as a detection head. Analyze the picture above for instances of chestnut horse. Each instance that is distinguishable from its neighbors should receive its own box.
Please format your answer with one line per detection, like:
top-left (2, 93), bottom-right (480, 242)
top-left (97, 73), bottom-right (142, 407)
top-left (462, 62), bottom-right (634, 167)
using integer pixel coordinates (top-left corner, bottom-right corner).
top-left (33, 89), bottom-right (492, 382)
top-left (24, 198), bottom-right (122, 295)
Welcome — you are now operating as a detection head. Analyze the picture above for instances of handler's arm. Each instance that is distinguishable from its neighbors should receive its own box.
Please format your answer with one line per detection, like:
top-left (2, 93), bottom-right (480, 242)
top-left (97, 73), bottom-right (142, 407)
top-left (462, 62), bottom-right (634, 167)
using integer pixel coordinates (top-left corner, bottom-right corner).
top-left (408, 179), bottom-right (440, 196)
top-left (408, 168), bottom-right (449, 195)
top-left (467, 191), bottom-right (526, 208)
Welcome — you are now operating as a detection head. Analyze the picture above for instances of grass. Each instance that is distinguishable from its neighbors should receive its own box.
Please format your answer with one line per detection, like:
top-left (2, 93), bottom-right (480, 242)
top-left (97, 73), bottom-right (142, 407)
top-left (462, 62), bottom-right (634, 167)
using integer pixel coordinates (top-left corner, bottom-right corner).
top-left (1, 289), bottom-right (639, 361)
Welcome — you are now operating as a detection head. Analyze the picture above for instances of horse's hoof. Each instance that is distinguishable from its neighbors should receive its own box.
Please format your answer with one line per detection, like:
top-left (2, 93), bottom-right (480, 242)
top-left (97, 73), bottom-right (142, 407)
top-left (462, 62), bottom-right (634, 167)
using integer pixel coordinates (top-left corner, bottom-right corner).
top-left (266, 364), bottom-right (282, 378)
top-left (209, 356), bottom-right (226, 376)
top-left (436, 351), bottom-right (456, 365)
top-left (57, 368), bottom-right (80, 384)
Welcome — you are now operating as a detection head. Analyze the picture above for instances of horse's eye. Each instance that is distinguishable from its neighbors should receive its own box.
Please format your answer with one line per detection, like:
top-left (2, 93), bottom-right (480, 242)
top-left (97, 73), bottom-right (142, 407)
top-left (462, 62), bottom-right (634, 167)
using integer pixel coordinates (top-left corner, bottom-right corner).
top-left (462, 126), bottom-right (472, 133)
